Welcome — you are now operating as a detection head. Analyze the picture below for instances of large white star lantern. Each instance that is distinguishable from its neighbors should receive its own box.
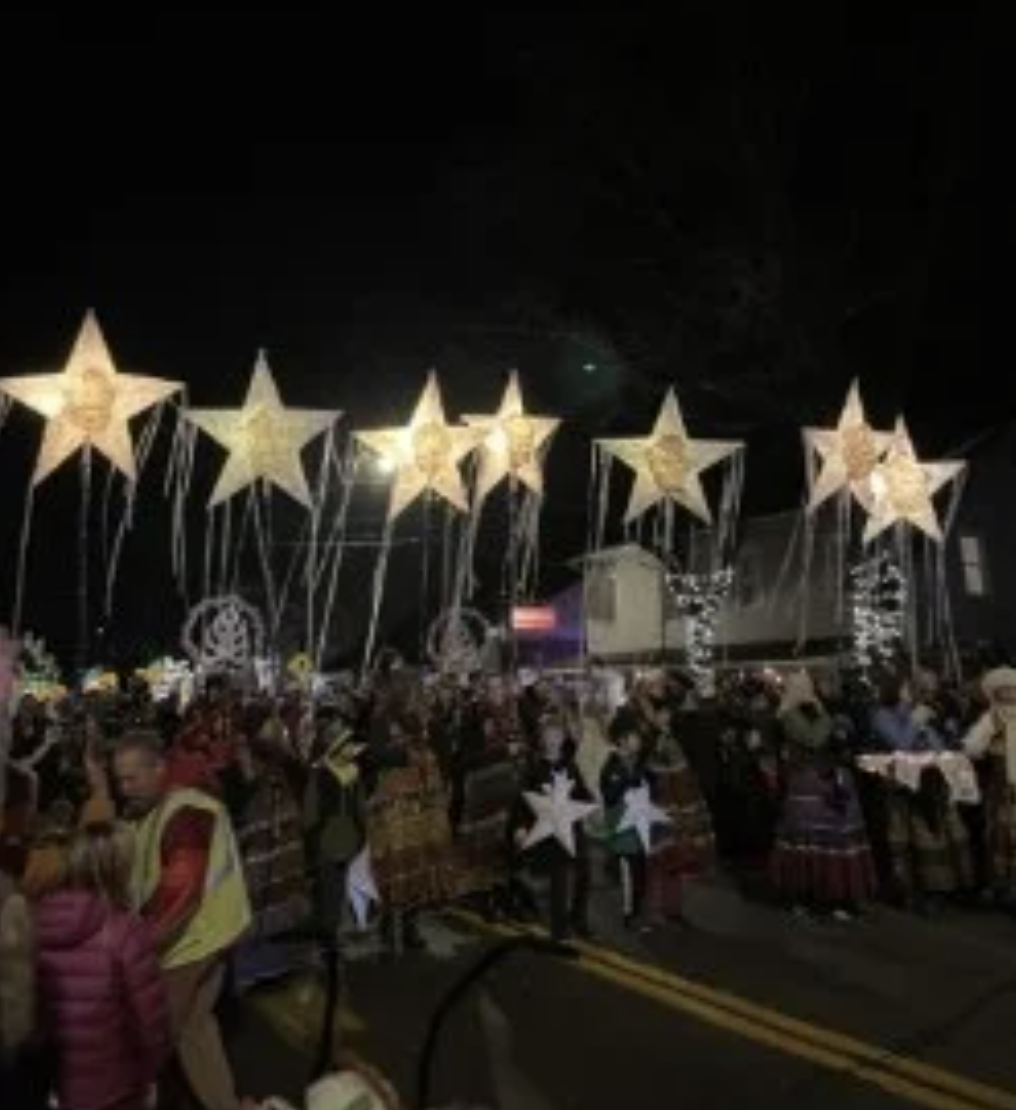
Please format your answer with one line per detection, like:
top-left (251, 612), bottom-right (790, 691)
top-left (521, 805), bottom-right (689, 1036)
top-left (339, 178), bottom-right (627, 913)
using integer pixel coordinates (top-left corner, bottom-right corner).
top-left (617, 784), bottom-right (671, 853)
top-left (597, 388), bottom-right (742, 524)
top-left (0, 311), bottom-right (182, 485)
top-left (857, 419), bottom-right (965, 544)
top-left (522, 770), bottom-right (598, 857)
top-left (186, 351), bottom-right (339, 509)
top-left (805, 380), bottom-right (892, 512)
top-left (355, 372), bottom-right (485, 522)
top-left (462, 371), bottom-right (560, 502)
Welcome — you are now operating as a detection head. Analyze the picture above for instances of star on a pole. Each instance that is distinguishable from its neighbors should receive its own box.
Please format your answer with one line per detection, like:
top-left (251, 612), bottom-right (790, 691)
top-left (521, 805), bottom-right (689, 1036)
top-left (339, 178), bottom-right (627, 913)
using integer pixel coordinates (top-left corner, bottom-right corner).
top-left (186, 351), bottom-right (339, 509)
top-left (522, 770), bottom-right (598, 857)
top-left (616, 784), bottom-right (671, 853)
top-left (0, 311), bottom-right (182, 485)
top-left (597, 387), bottom-right (742, 524)
top-left (462, 371), bottom-right (560, 501)
top-left (805, 381), bottom-right (892, 512)
top-left (355, 372), bottom-right (484, 521)
top-left (857, 418), bottom-right (965, 545)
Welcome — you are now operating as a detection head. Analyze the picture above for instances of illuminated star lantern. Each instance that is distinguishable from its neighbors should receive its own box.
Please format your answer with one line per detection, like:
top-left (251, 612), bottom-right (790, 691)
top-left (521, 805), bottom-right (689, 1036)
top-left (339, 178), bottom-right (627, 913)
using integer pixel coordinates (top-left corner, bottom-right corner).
top-left (858, 419), bottom-right (965, 544)
top-left (186, 351), bottom-right (339, 508)
top-left (522, 770), bottom-right (598, 857)
top-left (463, 371), bottom-right (561, 501)
top-left (616, 784), bottom-right (671, 853)
top-left (0, 310), bottom-right (182, 485)
top-left (805, 380), bottom-right (892, 512)
top-left (355, 371), bottom-right (485, 521)
top-left (597, 387), bottom-right (742, 524)
top-left (346, 846), bottom-right (379, 929)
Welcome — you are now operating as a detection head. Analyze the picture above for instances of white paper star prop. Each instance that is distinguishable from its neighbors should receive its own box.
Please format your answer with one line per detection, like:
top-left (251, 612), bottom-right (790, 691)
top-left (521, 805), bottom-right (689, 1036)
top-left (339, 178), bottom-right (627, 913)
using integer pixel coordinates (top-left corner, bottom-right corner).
top-left (522, 770), bottom-right (598, 857)
top-left (805, 380), bottom-right (892, 512)
top-left (355, 372), bottom-right (485, 521)
top-left (346, 846), bottom-right (379, 929)
top-left (186, 351), bottom-right (339, 508)
top-left (616, 784), bottom-right (672, 853)
top-left (0, 311), bottom-right (182, 485)
top-left (597, 387), bottom-right (742, 524)
top-left (463, 371), bottom-right (561, 501)
top-left (857, 419), bottom-right (965, 545)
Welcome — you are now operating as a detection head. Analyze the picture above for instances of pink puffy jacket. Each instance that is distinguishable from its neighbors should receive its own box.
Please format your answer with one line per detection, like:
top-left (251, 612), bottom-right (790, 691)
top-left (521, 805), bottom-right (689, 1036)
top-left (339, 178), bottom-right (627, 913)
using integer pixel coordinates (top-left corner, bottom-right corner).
top-left (35, 890), bottom-right (172, 1110)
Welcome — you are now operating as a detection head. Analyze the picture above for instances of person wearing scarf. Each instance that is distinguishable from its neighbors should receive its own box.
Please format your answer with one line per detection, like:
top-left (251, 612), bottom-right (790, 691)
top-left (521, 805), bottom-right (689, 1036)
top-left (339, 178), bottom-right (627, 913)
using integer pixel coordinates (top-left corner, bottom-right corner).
top-left (963, 667), bottom-right (1016, 908)
top-left (769, 671), bottom-right (876, 921)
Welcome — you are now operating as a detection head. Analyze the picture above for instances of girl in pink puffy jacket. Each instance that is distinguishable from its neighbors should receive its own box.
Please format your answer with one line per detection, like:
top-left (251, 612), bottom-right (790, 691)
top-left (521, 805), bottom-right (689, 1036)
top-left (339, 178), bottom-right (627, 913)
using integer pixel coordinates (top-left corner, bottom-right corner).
top-left (35, 822), bottom-right (172, 1110)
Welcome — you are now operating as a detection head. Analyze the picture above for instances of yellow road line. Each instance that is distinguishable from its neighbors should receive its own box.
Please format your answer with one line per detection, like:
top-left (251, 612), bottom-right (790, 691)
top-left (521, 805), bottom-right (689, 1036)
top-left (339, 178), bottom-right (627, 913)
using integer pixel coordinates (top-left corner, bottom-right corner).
top-left (449, 911), bottom-right (1016, 1110)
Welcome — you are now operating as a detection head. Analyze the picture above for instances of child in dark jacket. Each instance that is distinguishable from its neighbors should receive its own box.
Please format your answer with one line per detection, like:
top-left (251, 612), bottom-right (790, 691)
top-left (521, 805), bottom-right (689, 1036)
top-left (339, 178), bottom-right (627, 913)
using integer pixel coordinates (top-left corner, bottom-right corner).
top-left (35, 821), bottom-right (171, 1110)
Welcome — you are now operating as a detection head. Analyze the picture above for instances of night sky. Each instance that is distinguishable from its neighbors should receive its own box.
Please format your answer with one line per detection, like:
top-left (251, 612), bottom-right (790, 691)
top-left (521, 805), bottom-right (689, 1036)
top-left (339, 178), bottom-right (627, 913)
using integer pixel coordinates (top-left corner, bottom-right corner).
top-left (0, 9), bottom-right (1011, 665)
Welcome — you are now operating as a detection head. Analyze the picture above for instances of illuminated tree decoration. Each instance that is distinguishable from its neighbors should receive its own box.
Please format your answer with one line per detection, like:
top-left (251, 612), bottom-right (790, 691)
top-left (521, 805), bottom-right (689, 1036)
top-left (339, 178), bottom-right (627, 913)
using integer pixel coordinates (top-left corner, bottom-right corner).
top-left (849, 554), bottom-right (908, 671)
top-left (666, 568), bottom-right (734, 687)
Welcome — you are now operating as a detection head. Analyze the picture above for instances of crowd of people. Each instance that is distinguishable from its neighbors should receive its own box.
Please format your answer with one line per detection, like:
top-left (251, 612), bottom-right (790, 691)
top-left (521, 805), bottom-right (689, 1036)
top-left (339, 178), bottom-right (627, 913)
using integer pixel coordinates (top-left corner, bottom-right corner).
top-left (1, 650), bottom-right (1016, 1108)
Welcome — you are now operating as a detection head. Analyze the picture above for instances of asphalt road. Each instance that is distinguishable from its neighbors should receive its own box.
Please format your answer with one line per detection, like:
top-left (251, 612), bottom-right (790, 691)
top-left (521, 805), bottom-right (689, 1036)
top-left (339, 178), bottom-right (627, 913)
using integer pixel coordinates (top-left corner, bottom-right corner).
top-left (229, 878), bottom-right (1016, 1108)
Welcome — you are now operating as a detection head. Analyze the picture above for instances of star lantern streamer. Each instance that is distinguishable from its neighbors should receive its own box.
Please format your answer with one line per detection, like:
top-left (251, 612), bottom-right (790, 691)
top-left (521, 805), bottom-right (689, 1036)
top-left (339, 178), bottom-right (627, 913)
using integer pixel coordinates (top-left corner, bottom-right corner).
top-left (185, 351), bottom-right (340, 509)
top-left (804, 380), bottom-right (892, 512)
top-left (0, 310), bottom-right (182, 485)
top-left (857, 419), bottom-right (965, 544)
top-left (355, 371), bottom-right (484, 522)
top-left (462, 371), bottom-right (560, 502)
top-left (597, 387), bottom-right (742, 524)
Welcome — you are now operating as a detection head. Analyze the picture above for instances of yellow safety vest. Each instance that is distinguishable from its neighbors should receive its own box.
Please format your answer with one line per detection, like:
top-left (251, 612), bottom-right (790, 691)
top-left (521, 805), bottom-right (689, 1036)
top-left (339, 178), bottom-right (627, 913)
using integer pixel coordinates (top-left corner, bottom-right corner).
top-left (132, 787), bottom-right (252, 970)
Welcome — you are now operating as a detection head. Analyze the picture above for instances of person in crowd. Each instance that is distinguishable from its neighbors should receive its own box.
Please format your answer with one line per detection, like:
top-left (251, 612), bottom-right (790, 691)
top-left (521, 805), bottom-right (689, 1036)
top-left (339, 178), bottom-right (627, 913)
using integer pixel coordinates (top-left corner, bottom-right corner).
top-left (112, 730), bottom-right (257, 1110)
top-left (34, 822), bottom-right (171, 1110)
top-left (0, 864), bottom-right (45, 1109)
top-left (963, 667), bottom-right (1016, 909)
top-left (872, 676), bottom-right (974, 911)
top-left (512, 710), bottom-right (594, 942)
top-left (769, 671), bottom-right (876, 921)
top-left (366, 710), bottom-right (456, 956)
top-left (601, 724), bottom-right (653, 930)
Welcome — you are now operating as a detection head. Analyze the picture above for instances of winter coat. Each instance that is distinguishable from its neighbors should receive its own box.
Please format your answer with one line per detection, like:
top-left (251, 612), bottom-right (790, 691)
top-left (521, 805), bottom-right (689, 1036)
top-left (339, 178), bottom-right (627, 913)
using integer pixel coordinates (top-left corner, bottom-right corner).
top-left (35, 890), bottom-right (171, 1110)
top-left (0, 870), bottom-right (34, 1059)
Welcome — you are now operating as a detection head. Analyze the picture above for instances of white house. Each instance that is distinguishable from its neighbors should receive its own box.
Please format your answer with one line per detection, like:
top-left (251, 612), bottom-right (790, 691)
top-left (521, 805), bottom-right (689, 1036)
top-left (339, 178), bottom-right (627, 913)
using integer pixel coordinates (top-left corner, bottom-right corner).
top-left (572, 544), bottom-right (683, 661)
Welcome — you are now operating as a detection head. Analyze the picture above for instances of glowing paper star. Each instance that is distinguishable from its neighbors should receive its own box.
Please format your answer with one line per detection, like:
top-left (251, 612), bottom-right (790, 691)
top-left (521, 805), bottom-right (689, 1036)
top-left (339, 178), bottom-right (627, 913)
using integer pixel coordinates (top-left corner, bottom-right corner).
top-left (186, 351), bottom-right (339, 508)
top-left (805, 381), bottom-right (892, 512)
top-left (616, 784), bottom-right (671, 853)
top-left (858, 419), bottom-right (965, 545)
top-left (346, 846), bottom-right (379, 929)
top-left (463, 371), bottom-right (560, 501)
top-left (597, 388), bottom-right (742, 524)
top-left (355, 372), bottom-right (484, 521)
top-left (0, 311), bottom-right (182, 485)
top-left (522, 770), bottom-right (598, 857)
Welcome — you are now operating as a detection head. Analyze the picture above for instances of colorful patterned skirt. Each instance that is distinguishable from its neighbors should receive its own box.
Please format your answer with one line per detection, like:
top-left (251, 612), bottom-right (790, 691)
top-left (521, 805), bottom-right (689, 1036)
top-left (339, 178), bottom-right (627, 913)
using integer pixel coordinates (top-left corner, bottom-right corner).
top-left (885, 788), bottom-right (974, 897)
top-left (985, 757), bottom-right (1016, 890)
top-left (645, 758), bottom-right (716, 918)
top-left (367, 762), bottom-right (457, 911)
top-left (770, 764), bottom-right (876, 906)
top-left (454, 758), bottom-right (518, 896)
top-left (234, 776), bottom-right (315, 989)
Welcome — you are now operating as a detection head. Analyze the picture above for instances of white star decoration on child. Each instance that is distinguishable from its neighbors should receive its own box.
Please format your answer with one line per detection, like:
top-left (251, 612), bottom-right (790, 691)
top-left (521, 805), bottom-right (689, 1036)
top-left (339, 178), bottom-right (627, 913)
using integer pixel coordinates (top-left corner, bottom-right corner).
top-left (522, 771), bottom-right (598, 857)
top-left (346, 846), bottom-right (379, 930)
top-left (617, 784), bottom-right (672, 853)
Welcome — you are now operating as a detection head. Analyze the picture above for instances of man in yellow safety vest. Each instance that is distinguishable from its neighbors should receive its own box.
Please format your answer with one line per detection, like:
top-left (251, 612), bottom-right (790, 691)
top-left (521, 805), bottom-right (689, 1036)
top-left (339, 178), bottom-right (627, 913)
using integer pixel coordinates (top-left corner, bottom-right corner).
top-left (113, 730), bottom-right (256, 1110)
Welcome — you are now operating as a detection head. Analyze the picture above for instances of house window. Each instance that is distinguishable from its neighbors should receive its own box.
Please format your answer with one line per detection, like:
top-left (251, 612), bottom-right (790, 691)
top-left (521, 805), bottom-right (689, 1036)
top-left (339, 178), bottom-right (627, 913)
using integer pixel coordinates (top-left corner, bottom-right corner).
top-left (586, 567), bottom-right (618, 621)
top-left (959, 535), bottom-right (988, 597)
